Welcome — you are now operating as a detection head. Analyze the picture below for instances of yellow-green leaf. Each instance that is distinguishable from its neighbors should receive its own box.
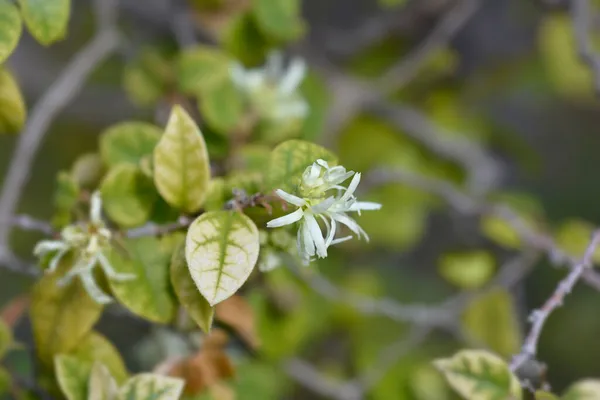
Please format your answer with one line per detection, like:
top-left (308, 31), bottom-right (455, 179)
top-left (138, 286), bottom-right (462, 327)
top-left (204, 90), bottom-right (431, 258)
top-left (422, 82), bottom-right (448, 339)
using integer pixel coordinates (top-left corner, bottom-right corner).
top-left (52, 171), bottom-right (79, 227)
top-left (88, 363), bottom-right (119, 400)
top-left (0, 1), bottom-right (22, 63)
top-left (123, 47), bottom-right (173, 107)
top-left (18, 0), bottom-right (70, 45)
top-left (438, 251), bottom-right (495, 290)
top-left (55, 354), bottom-right (90, 400)
top-left (69, 332), bottom-right (128, 384)
top-left (0, 320), bottom-right (11, 359)
top-left (266, 139), bottom-right (337, 193)
top-left (252, 0), bottom-right (304, 41)
top-left (434, 349), bottom-right (522, 400)
top-left (563, 379), bottom-right (600, 400)
top-left (107, 237), bottom-right (177, 323)
top-left (462, 288), bottom-right (521, 357)
top-left (118, 374), bottom-right (185, 400)
top-left (0, 67), bottom-right (26, 134)
top-left (0, 368), bottom-right (9, 395)
top-left (185, 211), bottom-right (260, 306)
top-left (555, 219), bottom-right (600, 264)
top-left (100, 164), bottom-right (158, 228)
top-left (170, 240), bottom-right (215, 333)
top-left (30, 258), bottom-right (103, 365)
top-left (176, 46), bottom-right (231, 94)
top-left (71, 153), bottom-right (104, 189)
top-left (154, 105), bottom-right (211, 213)
top-left (200, 78), bottom-right (244, 134)
top-left (99, 122), bottom-right (162, 167)
top-left (535, 391), bottom-right (559, 400)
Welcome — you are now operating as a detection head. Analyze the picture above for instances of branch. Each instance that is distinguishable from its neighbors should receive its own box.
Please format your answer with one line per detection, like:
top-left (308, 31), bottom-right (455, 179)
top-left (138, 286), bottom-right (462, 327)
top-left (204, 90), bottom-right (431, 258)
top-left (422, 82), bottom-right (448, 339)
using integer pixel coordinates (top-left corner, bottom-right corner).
top-left (510, 230), bottom-right (600, 371)
top-left (125, 216), bottom-right (193, 238)
top-left (283, 359), bottom-right (362, 400)
top-left (571, 0), bottom-right (600, 95)
top-left (0, 5), bottom-right (120, 259)
top-left (9, 215), bottom-right (55, 236)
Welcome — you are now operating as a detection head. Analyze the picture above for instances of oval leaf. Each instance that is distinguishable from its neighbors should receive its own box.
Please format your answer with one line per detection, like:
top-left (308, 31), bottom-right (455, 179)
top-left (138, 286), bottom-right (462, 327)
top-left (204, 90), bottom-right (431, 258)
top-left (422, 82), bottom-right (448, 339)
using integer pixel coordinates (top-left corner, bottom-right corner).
top-left (107, 236), bottom-right (177, 323)
top-left (0, 320), bottom-right (12, 359)
top-left (176, 46), bottom-right (231, 94)
top-left (154, 105), bottom-right (211, 213)
top-left (89, 363), bottom-right (119, 400)
top-left (266, 139), bottom-right (337, 193)
top-left (30, 258), bottom-right (103, 365)
top-left (170, 240), bottom-right (214, 333)
top-left (253, 0), bottom-right (304, 41)
top-left (70, 332), bottom-right (128, 384)
top-left (438, 251), bottom-right (495, 290)
top-left (200, 79), bottom-right (244, 134)
top-left (0, 1), bottom-right (22, 63)
top-left (100, 164), bottom-right (158, 228)
top-left (123, 46), bottom-right (173, 107)
top-left (18, 0), bottom-right (70, 45)
top-left (434, 349), bottom-right (522, 400)
top-left (55, 354), bottom-right (90, 400)
top-left (71, 153), bottom-right (104, 188)
top-left (118, 374), bottom-right (185, 400)
top-left (0, 67), bottom-right (26, 134)
top-left (563, 380), bottom-right (600, 400)
top-left (99, 122), bottom-right (162, 167)
top-left (185, 211), bottom-right (260, 306)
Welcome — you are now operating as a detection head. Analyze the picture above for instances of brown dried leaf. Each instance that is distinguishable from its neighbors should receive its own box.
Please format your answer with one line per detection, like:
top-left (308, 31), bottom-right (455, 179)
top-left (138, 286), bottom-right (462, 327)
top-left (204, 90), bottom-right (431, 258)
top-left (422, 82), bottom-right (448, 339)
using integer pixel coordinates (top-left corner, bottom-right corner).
top-left (1, 295), bottom-right (30, 327)
top-left (215, 295), bottom-right (260, 349)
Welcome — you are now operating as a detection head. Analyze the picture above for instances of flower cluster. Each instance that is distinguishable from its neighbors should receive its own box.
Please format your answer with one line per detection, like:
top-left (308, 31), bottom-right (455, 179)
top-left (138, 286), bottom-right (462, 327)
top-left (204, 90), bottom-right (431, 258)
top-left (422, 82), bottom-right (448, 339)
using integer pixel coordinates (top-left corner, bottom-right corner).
top-left (267, 160), bottom-right (381, 264)
top-left (34, 192), bottom-right (135, 304)
top-left (229, 51), bottom-right (308, 123)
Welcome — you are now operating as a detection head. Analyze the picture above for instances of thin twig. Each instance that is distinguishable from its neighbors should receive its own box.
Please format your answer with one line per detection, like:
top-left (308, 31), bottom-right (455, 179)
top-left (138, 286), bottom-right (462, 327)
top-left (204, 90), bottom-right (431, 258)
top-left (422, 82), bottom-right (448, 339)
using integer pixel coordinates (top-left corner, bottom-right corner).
top-left (571, 0), bottom-right (600, 95)
top-left (125, 216), bottom-right (193, 238)
top-left (510, 230), bottom-right (600, 371)
top-left (9, 215), bottom-right (55, 236)
top-left (0, 11), bottom-right (120, 258)
top-left (283, 359), bottom-right (362, 400)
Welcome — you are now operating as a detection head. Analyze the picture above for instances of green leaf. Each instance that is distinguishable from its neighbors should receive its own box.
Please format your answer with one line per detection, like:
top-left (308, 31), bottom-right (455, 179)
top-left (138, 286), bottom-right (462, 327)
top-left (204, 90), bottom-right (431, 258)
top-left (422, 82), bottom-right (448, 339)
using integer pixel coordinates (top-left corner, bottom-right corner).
top-left (0, 1), bottom-right (22, 63)
top-left (100, 164), bottom-right (158, 228)
top-left (252, 0), bottom-right (304, 41)
top-left (176, 46), bottom-right (231, 95)
top-left (154, 105), bottom-right (211, 213)
top-left (55, 354), bottom-right (90, 400)
top-left (223, 12), bottom-right (270, 66)
top-left (69, 332), bottom-right (128, 384)
top-left (18, 0), bottom-right (70, 45)
top-left (434, 349), bottom-right (522, 400)
top-left (71, 153), bottom-right (104, 189)
top-left (123, 46), bottom-right (174, 107)
top-left (107, 236), bottom-right (177, 323)
top-left (99, 122), bottom-right (162, 167)
top-left (563, 380), bottom-right (600, 400)
top-left (298, 71), bottom-right (330, 141)
top-left (118, 374), bottom-right (185, 400)
top-left (438, 251), bottom-right (495, 290)
top-left (170, 240), bottom-right (215, 333)
top-left (52, 171), bottom-right (79, 227)
top-left (88, 363), bottom-right (119, 400)
top-left (0, 319), bottom-right (12, 359)
top-left (534, 391), bottom-right (559, 400)
top-left (462, 288), bottom-right (521, 358)
top-left (30, 257), bottom-right (103, 365)
top-left (200, 78), bottom-right (244, 134)
top-left (266, 139), bottom-right (337, 193)
top-left (0, 367), bottom-right (9, 395)
top-left (0, 67), bottom-right (26, 134)
top-left (555, 219), bottom-right (600, 264)
top-left (185, 210), bottom-right (260, 306)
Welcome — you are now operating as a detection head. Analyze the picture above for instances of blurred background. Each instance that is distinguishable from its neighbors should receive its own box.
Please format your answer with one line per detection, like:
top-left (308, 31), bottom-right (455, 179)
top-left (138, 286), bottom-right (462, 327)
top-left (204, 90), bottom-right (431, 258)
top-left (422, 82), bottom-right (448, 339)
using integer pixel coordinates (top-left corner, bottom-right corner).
top-left (3, 0), bottom-right (600, 398)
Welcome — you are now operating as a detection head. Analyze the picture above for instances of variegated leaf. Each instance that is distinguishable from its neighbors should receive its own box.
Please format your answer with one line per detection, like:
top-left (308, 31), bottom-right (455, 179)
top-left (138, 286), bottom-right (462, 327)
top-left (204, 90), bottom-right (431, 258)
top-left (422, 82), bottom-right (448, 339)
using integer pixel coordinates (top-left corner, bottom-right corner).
top-left (434, 349), bottom-right (522, 400)
top-left (55, 354), bottom-right (90, 400)
top-left (153, 105), bottom-right (211, 213)
top-left (185, 211), bottom-right (260, 306)
top-left (563, 380), bottom-right (600, 400)
top-left (118, 374), bottom-right (184, 400)
top-left (88, 363), bottom-right (119, 400)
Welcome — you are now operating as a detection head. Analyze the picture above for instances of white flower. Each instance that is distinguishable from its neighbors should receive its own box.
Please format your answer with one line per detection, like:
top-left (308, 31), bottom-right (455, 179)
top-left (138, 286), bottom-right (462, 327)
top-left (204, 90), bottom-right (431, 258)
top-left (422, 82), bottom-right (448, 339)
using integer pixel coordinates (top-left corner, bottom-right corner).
top-left (229, 51), bottom-right (309, 122)
top-left (34, 191), bottom-right (135, 304)
top-left (266, 160), bottom-right (381, 264)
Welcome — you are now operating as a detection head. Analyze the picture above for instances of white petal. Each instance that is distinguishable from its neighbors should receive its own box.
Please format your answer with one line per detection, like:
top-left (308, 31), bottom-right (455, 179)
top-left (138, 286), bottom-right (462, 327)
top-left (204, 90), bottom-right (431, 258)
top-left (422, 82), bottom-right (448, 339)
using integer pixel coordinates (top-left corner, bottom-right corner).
top-left (311, 196), bottom-right (335, 213)
top-left (97, 252), bottom-right (136, 281)
top-left (322, 215), bottom-right (337, 247)
top-left (331, 212), bottom-right (367, 240)
top-left (272, 100), bottom-right (309, 120)
top-left (316, 159), bottom-right (329, 169)
top-left (267, 208), bottom-right (304, 228)
top-left (300, 221), bottom-right (316, 258)
top-left (331, 235), bottom-right (353, 245)
top-left (339, 172), bottom-right (361, 203)
top-left (278, 58), bottom-right (306, 95)
top-left (349, 201), bottom-right (382, 211)
top-left (275, 189), bottom-right (306, 207)
top-left (90, 191), bottom-right (103, 223)
top-left (229, 62), bottom-right (247, 87)
top-left (266, 51), bottom-right (284, 78)
top-left (34, 241), bottom-right (67, 256)
top-left (48, 248), bottom-right (69, 273)
top-left (80, 271), bottom-right (113, 304)
top-left (304, 213), bottom-right (327, 258)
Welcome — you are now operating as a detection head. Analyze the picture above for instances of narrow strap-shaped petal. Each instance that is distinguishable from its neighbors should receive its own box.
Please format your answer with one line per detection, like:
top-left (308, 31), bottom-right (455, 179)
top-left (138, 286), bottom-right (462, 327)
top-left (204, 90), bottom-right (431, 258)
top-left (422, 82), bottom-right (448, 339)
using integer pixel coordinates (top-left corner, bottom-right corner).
top-left (90, 191), bottom-right (103, 223)
top-left (97, 252), bottom-right (136, 281)
top-left (278, 58), bottom-right (306, 95)
top-left (267, 208), bottom-right (304, 228)
top-left (275, 189), bottom-right (306, 207)
top-left (80, 271), bottom-right (113, 304)
top-left (301, 221), bottom-right (316, 257)
top-left (33, 240), bottom-right (68, 257)
top-left (331, 212), bottom-right (368, 241)
top-left (48, 248), bottom-right (69, 273)
top-left (311, 196), bottom-right (335, 213)
top-left (331, 235), bottom-right (352, 245)
top-left (349, 201), bottom-right (382, 211)
top-left (304, 213), bottom-right (327, 258)
top-left (339, 172), bottom-right (361, 203)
